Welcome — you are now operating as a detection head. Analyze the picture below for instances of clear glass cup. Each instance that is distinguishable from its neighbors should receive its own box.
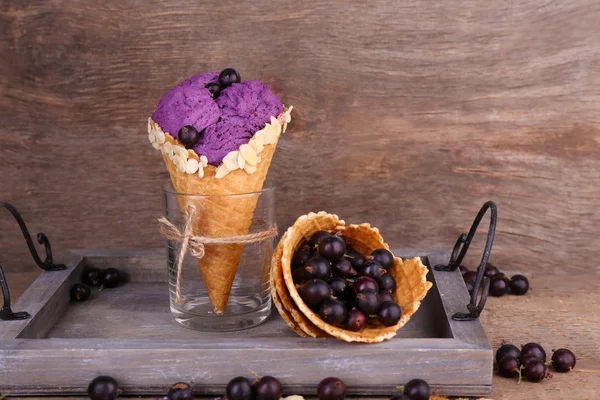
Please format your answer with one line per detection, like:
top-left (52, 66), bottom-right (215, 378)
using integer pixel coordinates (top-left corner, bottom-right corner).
top-left (162, 181), bottom-right (275, 332)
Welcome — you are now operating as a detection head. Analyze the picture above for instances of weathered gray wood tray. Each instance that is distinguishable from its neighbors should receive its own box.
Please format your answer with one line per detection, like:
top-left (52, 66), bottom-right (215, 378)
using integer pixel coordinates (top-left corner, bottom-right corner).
top-left (0, 248), bottom-right (492, 397)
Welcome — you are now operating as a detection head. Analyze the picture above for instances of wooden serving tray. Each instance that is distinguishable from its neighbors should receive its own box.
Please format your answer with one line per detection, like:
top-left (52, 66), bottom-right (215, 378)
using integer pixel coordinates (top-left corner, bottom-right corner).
top-left (0, 248), bottom-right (492, 397)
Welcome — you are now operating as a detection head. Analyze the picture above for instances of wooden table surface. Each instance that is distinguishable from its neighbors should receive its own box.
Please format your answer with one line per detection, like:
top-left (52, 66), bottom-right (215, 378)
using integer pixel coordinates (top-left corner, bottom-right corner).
top-left (4, 270), bottom-right (599, 400)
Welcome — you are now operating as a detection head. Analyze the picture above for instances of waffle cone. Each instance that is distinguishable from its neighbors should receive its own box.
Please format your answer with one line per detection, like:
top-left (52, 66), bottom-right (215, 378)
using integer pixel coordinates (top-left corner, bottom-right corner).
top-left (273, 211), bottom-right (433, 343)
top-left (158, 127), bottom-right (279, 315)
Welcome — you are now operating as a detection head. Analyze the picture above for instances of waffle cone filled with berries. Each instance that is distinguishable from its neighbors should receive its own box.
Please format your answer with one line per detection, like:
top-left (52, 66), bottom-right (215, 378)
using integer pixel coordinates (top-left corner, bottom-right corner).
top-left (148, 69), bottom-right (292, 314)
top-left (271, 211), bottom-right (433, 343)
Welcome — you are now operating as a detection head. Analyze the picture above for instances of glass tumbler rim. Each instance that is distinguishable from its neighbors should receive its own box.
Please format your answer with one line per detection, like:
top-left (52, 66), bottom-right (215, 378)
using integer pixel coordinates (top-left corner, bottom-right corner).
top-left (161, 180), bottom-right (276, 198)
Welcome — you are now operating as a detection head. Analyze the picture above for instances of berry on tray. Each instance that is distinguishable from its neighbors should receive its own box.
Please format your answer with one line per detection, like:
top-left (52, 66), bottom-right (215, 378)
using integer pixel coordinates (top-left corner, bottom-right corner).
top-left (100, 268), bottom-right (122, 290)
top-left (70, 283), bottom-right (91, 302)
top-left (82, 267), bottom-right (102, 286)
top-left (551, 348), bottom-right (576, 372)
top-left (167, 382), bottom-right (194, 400)
top-left (403, 378), bottom-right (430, 400)
top-left (88, 375), bottom-right (120, 400)
top-left (226, 376), bottom-right (253, 400)
top-left (253, 376), bottom-right (282, 400)
top-left (317, 377), bottom-right (347, 400)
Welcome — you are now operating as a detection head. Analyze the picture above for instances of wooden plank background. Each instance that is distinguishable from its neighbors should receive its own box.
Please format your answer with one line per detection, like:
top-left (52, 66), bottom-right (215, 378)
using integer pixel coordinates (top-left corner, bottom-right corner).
top-left (1, 0), bottom-right (599, 273)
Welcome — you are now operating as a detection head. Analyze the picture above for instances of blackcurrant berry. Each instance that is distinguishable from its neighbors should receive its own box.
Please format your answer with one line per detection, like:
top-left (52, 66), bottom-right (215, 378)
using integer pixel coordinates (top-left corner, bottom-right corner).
top-left (463, 270), bottom-right (478, 283)
top-left (509, 274), bottom-right (529, 295)
top-left (88, 376), bottom-right (120, 400)
top-left (378, 301), bottom-right (402, 326)
top-left (167, 382), bottom-right (194, 400)
top-left (226, 376), bottom-right (252, 400)
top-left (178, 125), bottom-right (202, 149)
top-left (521, 342), bottom-right (547, 363)
top-left (300, 279), bottom-right (331, 309)
top-left (522, 359), bottom-right (548, 382)
top-left (319, 298), bottom-right (347, 327)
top-left (330, 277), bottom-right (348, 298)
top-left (355, 291), bottom-right (380, 315)
top-left (344, 309), bottom-right (367, 332)
top-left (332, 259), bottom-right (357, 278)
top-left (82, 267), bottom-right (102, 286)
top-left (345, 250), bottom-right (365, 270)
top-left (317, 377), bottom-right (347, 400)
top-left (70, 283), bottom-right (91, 302)
top-left (370, 248), bottom-right (394, 270)
top-left (495, 344), bottom-right (521, 363)
top-left (378, 290), bottom-right (394, 304)
top-left (403, 378), bottom-right (430, 400)
top-left (489, 276), bottom-right (508, 297)
top-left (551, 348), bottom-right (576, 372)
top-left (359, 260), bottom-right (386, 280)
top-left (520, 354), bottom-right (539, 368)
top-left (304, 256), bottom-right (332, 280)
top-left (292, 245), bottom-right (313, 271)
top-left (465, 280), bottom-right (475, 294)
top-left (497, 356), bottom-right (520, 377)
top-left (378, 274), bottom-right (396, 292)
top-left (309, 231), bottom-right (331, 248)
top-left (205, 81), bottom-right (221, 98)
top-left (292, 267), bottom-right (309, 284)
top-left (218, 68), bottom-right (241, 88)
top-left (253, 376), bottom-right (282, 400)
top-left (318, 236), bottom-right (346, 261)
top-left (353, 276), bottom-right (379, 295)
top-left (100, 268), bottom-right (121, 289)
top-left (485, 264), bottom-right (500, 278)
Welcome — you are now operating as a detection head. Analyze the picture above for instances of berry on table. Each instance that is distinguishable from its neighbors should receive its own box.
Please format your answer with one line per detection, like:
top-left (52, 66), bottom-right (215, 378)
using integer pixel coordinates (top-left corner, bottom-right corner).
top-left (497, 355), bottom-right (521, 378)
top-left (521, 342), bottom-right (547, 363)
top-left (88, 376), bottom-right (120, 400)
top-left (403, 378), bottom-right (430, 400)
top-left (253, 376), bottom-right (282, 400)
top-left (82, 267), bottom-right (102, 286)
top-left (226, 376), bottom-right (252, 400)
top-left (489, 276), bottom-right (508, 297)
top-left (317, 377), bottom-right (347, 400)
top-left (551, 348), bottom-right (576, 372)
top-left (509, 274), bottom-right (529, 295)
top-left (495, 343), bottom-right (521, 363)
top-left (463, 270), bottom-right (478, 283)
top-left (522, 359), bottom-right (550, 382)
top-left (167, 382), bottom-right (194, 400)
top-left (100, 268), bottom-right (122, 289)
top-left (519, 354), bottom-right (540, 368)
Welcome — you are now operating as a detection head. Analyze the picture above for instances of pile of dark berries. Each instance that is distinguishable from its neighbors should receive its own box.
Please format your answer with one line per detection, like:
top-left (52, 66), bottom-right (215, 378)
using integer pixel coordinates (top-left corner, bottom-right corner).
top-left (495, 342), bottom-right (576, 383)
top-left (461, 262), bottom-right (529, 297)
top-left (178, 68), bottom-right (243, 149)
top-left (292, 230), bottom-right (402, 330)
top-left (70, 267), bottom-right (123, 302)
top-left (86, 374), bottom-right (434, 400)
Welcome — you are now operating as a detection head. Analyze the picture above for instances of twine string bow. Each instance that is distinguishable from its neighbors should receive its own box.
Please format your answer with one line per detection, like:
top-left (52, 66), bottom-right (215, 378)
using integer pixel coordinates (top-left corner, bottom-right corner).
top-left (158, 204), bottom-right (278, 304)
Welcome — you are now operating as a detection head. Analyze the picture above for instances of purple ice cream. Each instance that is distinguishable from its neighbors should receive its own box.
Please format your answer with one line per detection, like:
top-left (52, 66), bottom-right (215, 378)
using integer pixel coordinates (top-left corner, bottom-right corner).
top-left (151, 73), bottom-right (283, 166)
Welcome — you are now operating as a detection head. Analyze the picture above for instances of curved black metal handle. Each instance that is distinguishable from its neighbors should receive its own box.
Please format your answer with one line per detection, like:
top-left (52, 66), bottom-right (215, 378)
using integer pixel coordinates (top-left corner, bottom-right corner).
top-left (0, 263), bottom-right (30, 320)
top-left (0, 202), bottom-right (66, 271)
top-left (435, 201), bottom-right (497, 321)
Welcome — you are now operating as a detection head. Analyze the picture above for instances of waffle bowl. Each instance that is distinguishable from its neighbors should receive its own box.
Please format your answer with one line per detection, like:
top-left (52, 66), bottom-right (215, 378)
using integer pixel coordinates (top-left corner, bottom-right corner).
top-left (271, 211), bottom-right (433, 343)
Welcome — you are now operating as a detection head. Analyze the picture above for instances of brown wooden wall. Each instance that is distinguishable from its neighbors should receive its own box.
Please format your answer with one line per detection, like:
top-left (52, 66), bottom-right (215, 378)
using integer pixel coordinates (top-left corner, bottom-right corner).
top-left (1, 1), bottom-right (599, 274)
